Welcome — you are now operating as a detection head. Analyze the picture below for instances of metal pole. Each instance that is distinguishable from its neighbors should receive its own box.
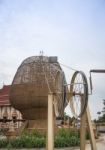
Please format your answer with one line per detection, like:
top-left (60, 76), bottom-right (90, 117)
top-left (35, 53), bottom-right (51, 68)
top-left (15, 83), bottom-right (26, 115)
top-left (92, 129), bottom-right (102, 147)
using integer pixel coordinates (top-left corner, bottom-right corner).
top-left (47, 93), bottom-right (54, 150)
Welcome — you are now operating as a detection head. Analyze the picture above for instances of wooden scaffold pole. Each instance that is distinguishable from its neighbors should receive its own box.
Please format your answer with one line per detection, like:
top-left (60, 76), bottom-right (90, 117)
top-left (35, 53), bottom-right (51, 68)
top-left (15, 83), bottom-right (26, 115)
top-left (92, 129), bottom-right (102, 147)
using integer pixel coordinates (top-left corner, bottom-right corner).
top-left (47, 93), bottom-right (54, 150)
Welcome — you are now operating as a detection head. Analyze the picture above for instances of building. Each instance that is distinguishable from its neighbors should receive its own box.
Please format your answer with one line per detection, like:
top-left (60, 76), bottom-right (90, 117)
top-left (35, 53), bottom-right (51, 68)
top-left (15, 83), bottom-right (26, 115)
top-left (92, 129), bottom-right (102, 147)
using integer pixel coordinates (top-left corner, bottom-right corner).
top-left (0, 85), bottom-right (22, 131)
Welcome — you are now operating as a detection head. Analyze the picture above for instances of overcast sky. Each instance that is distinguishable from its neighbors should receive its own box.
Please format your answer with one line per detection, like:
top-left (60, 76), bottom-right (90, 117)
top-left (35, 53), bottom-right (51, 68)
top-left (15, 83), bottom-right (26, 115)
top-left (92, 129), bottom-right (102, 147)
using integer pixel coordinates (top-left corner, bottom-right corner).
top-left (0, 0), bottom-right (105, 119)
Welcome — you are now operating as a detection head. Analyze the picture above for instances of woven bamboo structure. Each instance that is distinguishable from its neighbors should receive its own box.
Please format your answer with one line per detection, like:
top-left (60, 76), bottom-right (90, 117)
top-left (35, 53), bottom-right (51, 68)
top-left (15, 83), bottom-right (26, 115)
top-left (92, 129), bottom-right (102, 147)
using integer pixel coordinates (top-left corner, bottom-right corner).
top-left (9, 56), bottom-right (66, 127)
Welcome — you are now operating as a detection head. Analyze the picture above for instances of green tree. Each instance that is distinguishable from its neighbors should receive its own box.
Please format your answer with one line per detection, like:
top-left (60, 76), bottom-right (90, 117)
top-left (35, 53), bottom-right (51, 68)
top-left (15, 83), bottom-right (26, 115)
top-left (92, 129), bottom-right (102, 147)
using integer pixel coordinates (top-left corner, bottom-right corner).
top-left (97, 99), bottom-right (105, 122)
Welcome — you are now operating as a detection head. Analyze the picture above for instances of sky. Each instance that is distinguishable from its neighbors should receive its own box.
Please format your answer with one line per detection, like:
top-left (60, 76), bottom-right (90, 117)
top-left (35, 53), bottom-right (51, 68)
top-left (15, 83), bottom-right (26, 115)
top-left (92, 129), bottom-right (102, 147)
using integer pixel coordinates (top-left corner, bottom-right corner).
top-left (0, 0), bottom-right (105, 119)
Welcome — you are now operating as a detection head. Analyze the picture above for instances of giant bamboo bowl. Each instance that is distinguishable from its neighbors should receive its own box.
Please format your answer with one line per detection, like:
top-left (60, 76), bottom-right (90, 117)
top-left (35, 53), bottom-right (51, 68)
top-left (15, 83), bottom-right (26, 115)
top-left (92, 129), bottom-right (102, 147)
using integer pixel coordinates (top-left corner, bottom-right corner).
top-left (10, 56), bottom-right (66, 122)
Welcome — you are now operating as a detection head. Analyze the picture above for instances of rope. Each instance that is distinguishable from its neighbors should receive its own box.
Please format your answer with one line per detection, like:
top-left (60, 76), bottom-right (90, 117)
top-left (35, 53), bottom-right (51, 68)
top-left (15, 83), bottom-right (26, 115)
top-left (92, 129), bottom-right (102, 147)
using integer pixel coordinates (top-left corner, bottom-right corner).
top-left (60, 63), bottom-right (77, 71)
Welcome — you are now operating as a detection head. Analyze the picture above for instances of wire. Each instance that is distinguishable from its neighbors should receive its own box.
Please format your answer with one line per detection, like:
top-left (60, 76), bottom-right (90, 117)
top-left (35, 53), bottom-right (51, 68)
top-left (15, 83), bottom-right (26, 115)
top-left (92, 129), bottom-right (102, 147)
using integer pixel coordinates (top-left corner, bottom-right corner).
top-left (60, 63), bottom-right (77, 71)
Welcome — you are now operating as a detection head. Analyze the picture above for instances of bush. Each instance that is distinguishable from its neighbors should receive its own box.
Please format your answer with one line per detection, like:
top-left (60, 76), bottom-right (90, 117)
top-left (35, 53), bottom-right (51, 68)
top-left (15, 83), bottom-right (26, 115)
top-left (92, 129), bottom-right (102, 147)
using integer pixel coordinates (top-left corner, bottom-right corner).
top-left (54, 129), bottom-right (80, 147)
top-left (0, 139), bottom-right (8, 148)
top-left (6, 142), bottom-right (13, 150)
top-left (9, 131), bottom-right (46, 148)
top-left (55, 128), bottom-right (80, 139)
top-left (69, 136), bottom-right (80, 146)
top-left (0, 129), bottom-right (81, 148)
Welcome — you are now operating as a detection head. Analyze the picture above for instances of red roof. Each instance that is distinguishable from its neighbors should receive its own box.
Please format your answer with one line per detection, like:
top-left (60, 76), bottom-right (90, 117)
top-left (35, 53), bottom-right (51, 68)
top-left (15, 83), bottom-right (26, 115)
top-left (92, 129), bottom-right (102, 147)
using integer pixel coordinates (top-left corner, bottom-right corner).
top-left (0, 85), bottom-right (11, 106)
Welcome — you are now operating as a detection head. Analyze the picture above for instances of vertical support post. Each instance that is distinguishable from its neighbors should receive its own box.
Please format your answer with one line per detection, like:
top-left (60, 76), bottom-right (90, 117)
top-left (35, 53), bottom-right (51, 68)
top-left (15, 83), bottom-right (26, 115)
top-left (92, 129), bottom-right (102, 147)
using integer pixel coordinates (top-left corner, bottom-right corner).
top-left (80, 111), bottom-right (87, 150)
top-left (47, 93), bottom-right (54, 150)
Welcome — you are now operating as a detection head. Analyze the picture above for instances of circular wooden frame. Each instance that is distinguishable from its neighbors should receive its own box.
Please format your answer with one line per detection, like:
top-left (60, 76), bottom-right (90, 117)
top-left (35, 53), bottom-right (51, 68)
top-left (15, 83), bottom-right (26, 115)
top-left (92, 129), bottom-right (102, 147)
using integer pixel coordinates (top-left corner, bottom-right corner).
top-left (69, 71), bottom-right (88, 118)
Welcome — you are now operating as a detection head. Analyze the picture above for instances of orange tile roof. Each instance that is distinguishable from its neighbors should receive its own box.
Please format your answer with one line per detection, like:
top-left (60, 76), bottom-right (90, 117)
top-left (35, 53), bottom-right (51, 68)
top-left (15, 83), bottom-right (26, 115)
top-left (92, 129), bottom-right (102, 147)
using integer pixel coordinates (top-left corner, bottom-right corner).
top-left (0, 85), bottom-right (11, 106)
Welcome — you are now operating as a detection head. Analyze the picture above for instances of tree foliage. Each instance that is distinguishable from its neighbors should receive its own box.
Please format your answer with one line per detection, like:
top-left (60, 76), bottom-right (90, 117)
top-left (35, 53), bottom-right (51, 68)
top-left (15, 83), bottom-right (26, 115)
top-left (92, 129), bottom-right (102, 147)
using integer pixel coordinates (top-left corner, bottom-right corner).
top-left (96, 99), bottom-right (105, 122)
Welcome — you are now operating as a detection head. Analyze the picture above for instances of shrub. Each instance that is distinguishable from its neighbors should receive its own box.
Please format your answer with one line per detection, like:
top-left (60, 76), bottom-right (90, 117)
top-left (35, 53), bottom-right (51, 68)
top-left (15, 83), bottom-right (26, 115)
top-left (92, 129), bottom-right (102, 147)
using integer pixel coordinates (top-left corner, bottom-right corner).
top-left (0, 139), bottom-right (8, 148)
top-left (69, 136), bottom-right (80, 146)
top-left (0, 129), bottom-right (81, 148)
top-left (56, 128), bottom-right (80, 138)
top-left (8, 131), bottom-right (46, 148)
top-left (54, 129), bottom-right (80, 147)
top-left (6, 142), bottom-right (13, 150)
top-left (55, 136), bottom-right (66, 147)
